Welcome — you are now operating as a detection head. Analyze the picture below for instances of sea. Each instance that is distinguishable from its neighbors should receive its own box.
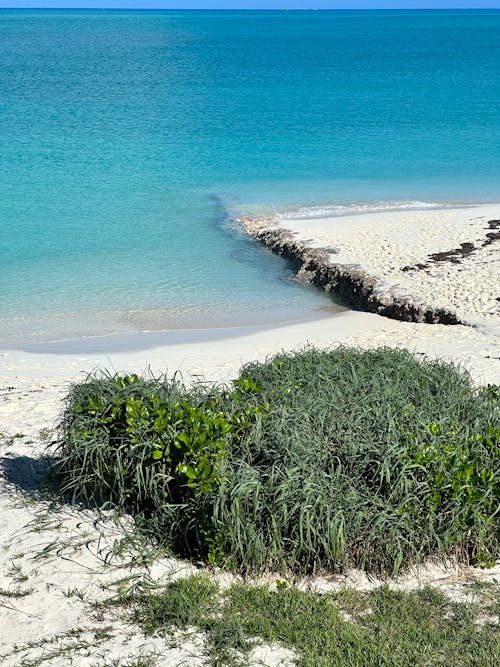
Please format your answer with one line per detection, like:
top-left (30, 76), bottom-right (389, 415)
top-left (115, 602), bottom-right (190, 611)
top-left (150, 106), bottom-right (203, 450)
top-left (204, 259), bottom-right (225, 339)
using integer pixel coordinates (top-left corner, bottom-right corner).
top-left (1, 9), bottom-right (499, 346)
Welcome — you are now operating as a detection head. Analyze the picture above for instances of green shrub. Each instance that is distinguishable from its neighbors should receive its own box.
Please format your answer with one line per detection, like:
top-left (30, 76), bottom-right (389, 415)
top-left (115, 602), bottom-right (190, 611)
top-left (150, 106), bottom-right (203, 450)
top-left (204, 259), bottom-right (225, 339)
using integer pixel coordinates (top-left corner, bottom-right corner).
top-left (212, 347), bottom-right (499, 573)
top-left (53, 348), bottom-right (499, 574)
top-left (54, 371), bottom-right (263, 556)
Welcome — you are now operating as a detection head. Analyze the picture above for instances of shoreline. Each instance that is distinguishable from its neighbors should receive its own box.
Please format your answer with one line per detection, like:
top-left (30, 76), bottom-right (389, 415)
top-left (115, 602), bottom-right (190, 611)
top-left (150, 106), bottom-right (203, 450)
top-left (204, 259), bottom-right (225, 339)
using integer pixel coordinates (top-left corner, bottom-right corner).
top-left (3, 201), bottom-right (498, 353)
top-left (0, 301), bottom-right (344, 351)
top-left (2, 309), bottom-right (499, 388)
top-left (239, 202), bottom-right (500, 328)
top-left (1, 307), bottom-right (341, 355)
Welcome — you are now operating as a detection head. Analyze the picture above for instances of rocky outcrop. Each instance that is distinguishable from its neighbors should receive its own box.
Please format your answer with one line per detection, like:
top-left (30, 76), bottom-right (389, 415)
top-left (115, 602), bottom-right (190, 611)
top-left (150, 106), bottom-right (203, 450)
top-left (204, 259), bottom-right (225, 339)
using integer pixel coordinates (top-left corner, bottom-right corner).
top-left (246, 223), bottom-right (462, 325)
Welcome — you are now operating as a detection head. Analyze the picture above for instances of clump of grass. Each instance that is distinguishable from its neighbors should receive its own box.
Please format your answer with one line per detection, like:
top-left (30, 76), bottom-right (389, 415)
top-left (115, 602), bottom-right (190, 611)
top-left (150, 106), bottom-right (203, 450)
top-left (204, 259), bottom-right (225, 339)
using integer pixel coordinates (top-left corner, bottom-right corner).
top-left (0, 587), bottom-right (33, 598)
top-left (52, 347), bottom-right (499, 574)
top-left (119, 574), bottom-right (500, 667)
top-left (214, 347), bottom-right (499, 573)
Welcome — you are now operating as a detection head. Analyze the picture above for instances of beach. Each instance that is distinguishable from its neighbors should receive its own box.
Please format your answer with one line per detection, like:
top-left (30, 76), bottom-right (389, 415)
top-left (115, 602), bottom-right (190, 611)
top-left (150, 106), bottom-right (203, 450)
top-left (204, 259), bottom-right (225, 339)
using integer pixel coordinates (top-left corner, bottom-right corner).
top-left (1, 6), bottom-right (500, 663)
top-left (242, 203), bottom-right (500, 326)
top-left (1, 203), bottom-right (499, 665)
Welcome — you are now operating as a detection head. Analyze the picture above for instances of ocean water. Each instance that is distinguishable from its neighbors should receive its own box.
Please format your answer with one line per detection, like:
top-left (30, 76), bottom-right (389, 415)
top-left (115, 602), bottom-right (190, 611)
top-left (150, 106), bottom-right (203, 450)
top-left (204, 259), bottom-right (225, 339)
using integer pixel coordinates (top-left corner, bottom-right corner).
top-left (1, 9), bottom-right (499, 346)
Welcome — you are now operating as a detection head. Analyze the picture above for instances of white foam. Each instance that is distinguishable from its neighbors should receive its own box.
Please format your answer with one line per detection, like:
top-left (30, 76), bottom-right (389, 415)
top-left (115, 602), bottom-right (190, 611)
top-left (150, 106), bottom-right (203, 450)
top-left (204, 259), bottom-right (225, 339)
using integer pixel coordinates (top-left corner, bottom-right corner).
top-left (277, 200), bottom-right (474, 221)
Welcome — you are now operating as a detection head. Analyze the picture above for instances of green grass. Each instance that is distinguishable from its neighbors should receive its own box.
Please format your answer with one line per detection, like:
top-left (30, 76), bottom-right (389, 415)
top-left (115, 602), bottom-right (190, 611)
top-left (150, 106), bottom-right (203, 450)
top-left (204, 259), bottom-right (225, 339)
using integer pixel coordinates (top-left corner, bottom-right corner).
top-left (109, 574), bottom-right (500, 667)
top-left (0, 587), bottom-right (33, 598)
top-left (52, 347), bottom-right (499, 575)
top-left (214, 347), bottom-right (499, 573)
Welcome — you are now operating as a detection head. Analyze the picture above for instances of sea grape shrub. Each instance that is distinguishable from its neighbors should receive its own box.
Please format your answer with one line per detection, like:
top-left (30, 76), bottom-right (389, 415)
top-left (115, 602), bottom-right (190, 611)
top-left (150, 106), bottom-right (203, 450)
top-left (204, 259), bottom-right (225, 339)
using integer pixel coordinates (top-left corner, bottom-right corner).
top-left (402, 419), bottom-right (499, 559)
top-left (54, 372), bottom-right (265, 559)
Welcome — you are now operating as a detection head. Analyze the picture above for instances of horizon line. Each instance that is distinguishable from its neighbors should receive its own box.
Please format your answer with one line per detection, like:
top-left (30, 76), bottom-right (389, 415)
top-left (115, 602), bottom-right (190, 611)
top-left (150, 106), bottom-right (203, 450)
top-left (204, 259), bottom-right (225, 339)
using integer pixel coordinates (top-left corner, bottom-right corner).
top-left (1, 6), bottom-right (499, 9)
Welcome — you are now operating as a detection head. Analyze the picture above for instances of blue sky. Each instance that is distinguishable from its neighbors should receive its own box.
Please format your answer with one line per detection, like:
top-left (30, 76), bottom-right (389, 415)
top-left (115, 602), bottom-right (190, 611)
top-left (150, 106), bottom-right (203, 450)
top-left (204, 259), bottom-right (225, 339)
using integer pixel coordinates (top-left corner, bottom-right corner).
top-left (2, 1), bottom-right (500, 9)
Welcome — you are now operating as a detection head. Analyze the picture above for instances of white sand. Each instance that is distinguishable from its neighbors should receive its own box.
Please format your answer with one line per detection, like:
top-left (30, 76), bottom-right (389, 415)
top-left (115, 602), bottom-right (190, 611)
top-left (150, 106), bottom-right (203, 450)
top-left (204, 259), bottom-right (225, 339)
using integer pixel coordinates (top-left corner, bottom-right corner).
top-left (1, 204), bottom-right (499, 665)
top-left (275, 203), bottom-right (500, 324)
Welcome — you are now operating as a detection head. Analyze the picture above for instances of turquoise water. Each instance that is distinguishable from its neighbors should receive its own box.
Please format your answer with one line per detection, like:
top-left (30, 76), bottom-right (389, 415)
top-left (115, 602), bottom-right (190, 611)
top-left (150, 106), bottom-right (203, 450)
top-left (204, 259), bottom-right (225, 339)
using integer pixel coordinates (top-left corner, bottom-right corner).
top-left (1, 9), bottom-right (499, 345)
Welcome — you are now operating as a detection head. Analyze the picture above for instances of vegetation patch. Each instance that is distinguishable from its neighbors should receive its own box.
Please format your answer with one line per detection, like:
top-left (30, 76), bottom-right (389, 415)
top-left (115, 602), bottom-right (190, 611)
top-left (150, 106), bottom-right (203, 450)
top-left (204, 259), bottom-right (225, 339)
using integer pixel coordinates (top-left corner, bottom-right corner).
top-left (53, 347), bottom-right (499, 574)
top-left (107, 574), bottom-right (500, 667)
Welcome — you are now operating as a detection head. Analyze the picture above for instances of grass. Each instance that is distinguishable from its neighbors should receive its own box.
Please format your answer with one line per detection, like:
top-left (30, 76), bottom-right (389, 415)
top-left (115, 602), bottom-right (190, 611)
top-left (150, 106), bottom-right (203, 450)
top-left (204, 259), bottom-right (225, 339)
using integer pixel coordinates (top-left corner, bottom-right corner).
top-left (2, 627), bottom-right (115, 667)
top-left (106, 574), bottom-right (500, 667)
top-left (0, 587), bottom-right (33, 598)
top-left (52, 346), bottom-right (499, 575)
top-left (214, 347), bottom-right (499, 573)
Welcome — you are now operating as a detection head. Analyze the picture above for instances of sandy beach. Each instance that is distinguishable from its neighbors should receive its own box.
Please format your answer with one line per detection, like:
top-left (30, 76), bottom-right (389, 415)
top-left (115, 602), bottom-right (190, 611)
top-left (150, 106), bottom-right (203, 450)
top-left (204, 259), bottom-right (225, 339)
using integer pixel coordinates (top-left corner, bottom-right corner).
top-left (1, 204), bottom-right (499, 665)
top-left (275, 203), bottom-right (500, 325)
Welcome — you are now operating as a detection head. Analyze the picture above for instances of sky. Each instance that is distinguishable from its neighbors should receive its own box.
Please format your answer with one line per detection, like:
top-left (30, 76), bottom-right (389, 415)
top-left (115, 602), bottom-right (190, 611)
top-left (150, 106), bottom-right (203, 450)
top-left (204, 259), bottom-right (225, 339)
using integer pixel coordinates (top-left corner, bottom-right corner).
top-left (1, 1), bottom-right (500, 9)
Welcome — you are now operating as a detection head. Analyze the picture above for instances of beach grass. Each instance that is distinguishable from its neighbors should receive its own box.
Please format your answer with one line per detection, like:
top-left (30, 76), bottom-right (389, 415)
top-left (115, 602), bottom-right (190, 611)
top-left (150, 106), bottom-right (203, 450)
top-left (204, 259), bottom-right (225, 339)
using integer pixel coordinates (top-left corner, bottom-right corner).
top-left (52, 347), bottom-right (499, 575)
top-left (103, 574), bottom-right (500, 667)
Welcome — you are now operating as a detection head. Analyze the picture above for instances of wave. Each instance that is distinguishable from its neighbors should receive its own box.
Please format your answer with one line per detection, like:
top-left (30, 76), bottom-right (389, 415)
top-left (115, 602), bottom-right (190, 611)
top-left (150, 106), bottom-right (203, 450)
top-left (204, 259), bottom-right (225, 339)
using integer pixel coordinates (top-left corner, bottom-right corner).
top-left (276, 200), bottom-right (476, 221)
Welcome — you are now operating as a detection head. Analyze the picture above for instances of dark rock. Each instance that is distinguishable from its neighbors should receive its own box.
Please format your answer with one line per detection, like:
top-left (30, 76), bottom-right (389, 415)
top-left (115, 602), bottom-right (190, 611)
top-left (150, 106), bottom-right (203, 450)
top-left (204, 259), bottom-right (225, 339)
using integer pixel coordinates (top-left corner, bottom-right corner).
top-left (250, 227), bottom-right (462, 326)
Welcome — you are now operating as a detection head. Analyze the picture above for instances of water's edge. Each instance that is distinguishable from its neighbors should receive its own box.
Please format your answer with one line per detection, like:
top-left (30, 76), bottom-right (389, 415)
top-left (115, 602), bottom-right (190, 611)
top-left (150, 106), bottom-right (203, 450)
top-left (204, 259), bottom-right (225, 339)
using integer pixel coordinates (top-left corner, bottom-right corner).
top-left (243, 220), bottom-right (463, 326)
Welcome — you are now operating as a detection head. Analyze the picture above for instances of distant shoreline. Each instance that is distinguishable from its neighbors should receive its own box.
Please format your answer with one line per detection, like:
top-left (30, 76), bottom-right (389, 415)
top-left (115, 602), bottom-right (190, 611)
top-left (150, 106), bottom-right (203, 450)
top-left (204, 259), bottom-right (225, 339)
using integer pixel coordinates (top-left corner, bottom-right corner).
top-left (3, 201), bottom-right (498, 353)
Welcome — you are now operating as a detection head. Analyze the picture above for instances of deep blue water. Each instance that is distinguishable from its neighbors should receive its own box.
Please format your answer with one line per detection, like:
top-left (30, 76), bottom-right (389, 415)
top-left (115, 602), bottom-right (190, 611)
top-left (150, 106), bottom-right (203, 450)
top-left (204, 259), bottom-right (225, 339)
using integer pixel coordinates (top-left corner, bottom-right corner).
top-left (1, 9), bottom-right (499, 344)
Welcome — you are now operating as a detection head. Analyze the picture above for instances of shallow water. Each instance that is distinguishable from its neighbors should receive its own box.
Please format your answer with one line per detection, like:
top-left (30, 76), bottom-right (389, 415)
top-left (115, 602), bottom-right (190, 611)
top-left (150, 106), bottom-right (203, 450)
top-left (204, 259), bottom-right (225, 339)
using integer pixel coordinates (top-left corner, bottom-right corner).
top-left (1, 9), bottom-right (499, 345)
